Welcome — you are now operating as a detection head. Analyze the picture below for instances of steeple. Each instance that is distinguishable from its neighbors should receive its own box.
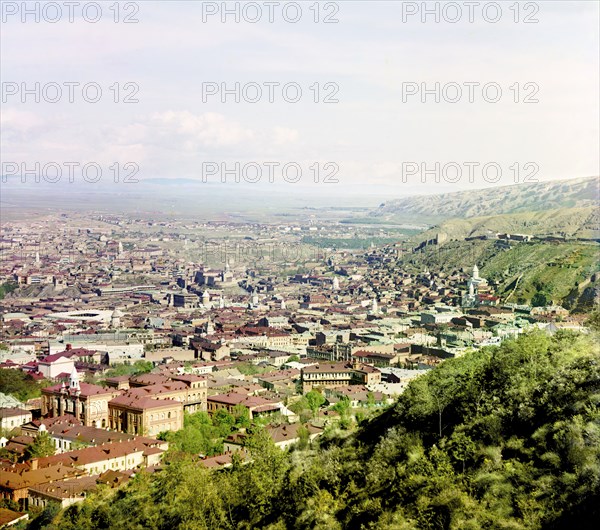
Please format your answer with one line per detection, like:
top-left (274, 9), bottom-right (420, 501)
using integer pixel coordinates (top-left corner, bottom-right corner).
top-left (69, 367), bottom-right (80, 393)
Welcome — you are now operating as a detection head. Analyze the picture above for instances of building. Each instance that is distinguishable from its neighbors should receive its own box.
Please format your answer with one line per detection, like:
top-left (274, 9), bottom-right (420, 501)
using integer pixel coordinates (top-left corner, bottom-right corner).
top-left (0, 408), bottom-right (32, 431)
top-left (0, 462), bottom-right (84, 508)
top-left (223, 423), bottom-right (323, 452)
top-left (28, 475), bottom-right (99, 510)
top-left (108, 395), bottom-right (183, 436)
top-left (207, 393), bottom-right (281, 420)
top-left (301, 362), bottom-right (382, 392)
top-left (37, 352), bottom-right (75, 380)
top-left (301, 363), bottom-right (354, 392)
top-left (173, 292), bottom-right (199, 309)
top-left (41, 369), bottom-right (120, 428)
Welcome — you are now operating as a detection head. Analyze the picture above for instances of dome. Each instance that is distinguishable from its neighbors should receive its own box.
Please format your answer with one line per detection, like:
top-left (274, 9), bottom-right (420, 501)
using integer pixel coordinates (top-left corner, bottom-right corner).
top-left (111, 308), bottom-right (124, 318)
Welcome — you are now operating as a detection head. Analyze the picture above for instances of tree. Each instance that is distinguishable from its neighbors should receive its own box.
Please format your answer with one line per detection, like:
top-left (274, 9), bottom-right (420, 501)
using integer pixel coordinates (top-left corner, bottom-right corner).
top-left (366, 392), bottom-right (376, 407)
top-left (332, 396), bottom-right (351, 417)
top-left (287, 355), bottom-right (300, 363)
top-left (305, 390), bottom-right (325, 419)
top-left (531, 291), bottom-right (549, 307)
top-left (296, 425), bottom-right (310, 450)
top-left (233, 404), bottom-right (251, 429)
top-left (333, 397), bottom-right (352, 430)
top-left (213, 409), bottom-right (236, 436)
top-left (0, 368), bottom-right (44, 401)
top-left (24, 431), bottom-right (56, 459)
top-left (585, 309), bottom-right (600, 332)
top-left (447, 430), bottom-right (476, 473)
top-left (289, 397), bottom-right (312, 424)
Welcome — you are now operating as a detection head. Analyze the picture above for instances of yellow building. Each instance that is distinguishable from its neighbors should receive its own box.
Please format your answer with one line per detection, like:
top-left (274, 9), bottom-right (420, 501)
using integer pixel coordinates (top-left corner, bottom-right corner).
top-left (108, 395), bottom-right (183, 436)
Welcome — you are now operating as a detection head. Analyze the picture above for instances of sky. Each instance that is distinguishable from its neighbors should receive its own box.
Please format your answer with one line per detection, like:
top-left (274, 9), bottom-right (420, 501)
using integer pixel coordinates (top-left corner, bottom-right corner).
top-left (1, 0), bottom-right (598, 201)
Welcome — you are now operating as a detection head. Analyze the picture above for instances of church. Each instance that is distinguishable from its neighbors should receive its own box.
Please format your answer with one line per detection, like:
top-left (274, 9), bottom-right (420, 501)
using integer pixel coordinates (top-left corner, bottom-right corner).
top-left (462, 265), bottom-right (489, 308)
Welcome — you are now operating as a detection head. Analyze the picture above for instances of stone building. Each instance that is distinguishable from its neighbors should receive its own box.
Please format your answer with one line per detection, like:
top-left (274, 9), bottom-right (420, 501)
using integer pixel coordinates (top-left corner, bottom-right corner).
top-left (41, 369), bottom-right (120, 428)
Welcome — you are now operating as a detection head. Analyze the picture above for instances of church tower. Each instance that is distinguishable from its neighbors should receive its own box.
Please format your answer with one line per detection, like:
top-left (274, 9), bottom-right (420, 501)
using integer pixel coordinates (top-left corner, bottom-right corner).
top-left (69, 367), bottom-right (81, 394)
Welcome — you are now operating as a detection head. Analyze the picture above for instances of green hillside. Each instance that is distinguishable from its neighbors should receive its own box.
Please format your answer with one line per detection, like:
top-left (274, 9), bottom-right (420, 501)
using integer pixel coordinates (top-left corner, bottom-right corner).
top-left (35, 330), bottom-right (600, 530)
top-left (401, 240), bottom-right (600, 309)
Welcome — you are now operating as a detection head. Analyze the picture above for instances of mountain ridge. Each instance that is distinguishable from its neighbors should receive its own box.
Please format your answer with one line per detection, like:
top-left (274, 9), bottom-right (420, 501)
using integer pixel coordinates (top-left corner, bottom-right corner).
top-left (373, 176), bottom-right (599, 221)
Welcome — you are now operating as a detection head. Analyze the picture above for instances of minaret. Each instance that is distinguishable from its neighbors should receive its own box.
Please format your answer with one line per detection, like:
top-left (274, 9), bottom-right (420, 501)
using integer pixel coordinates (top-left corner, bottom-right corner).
top-left (35, 251), bottom-right (40, 265)
top-left (332, 277), bottom-right (340, 291)
top-left (372, 298), bottom-right (379, 314)
top-left (280, 298), bottom-right (286, 310)
top-left (219, 296), bottom-right (225, 309)
top-left (118, 241), bottom-right (124, 255)
top-left (472, 264), bottom-right (479, 280)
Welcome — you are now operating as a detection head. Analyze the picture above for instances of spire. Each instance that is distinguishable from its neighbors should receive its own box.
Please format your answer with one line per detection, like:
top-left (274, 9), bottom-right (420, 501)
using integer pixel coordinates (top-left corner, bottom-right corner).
top-left (69, 367), bottom-right (80, 392)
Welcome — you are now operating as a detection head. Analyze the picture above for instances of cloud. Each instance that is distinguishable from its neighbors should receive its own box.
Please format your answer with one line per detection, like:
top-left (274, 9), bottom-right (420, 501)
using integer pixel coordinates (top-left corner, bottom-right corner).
top-left (272, 127), bottom-right (299, 145)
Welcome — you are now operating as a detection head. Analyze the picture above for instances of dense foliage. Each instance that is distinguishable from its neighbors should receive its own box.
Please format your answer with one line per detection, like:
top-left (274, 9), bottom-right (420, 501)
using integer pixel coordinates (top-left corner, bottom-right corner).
top-left (24, 432), bottom-right (56, 459)
top-left (101, 360), bottom-right (154, 379)
top-left (38, 331), bottom-right (599, 529)
top-left (158, 410), bottom-right (249, 456)
top-left (0, 368), bottom-right (47, 402)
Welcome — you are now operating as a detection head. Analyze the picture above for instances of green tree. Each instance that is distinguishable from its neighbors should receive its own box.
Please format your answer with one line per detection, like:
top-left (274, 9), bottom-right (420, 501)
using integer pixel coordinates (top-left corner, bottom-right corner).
top-left (233, 404), bottom-right (251, 429)
top-left (531, 291), bottom-right (549, 307)
top-left (213, 409), bottom-right (236, 436)
top-left (296, 425), bottom-right (310, 450)
top-left (305, 390), bottom-right (326, 419)
top-left (24, 431), bottom-right (56, 459)
top-left (447, 430), bottom-right (476, 473)
top-left (585, 309), bottom-right (600, 332)
top-left (0, 368), bottom-right (45, 401)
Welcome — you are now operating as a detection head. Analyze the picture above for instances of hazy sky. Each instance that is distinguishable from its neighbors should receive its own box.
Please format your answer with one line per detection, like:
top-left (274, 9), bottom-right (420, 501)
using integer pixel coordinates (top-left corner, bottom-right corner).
top-left (1, 0), bottom-right (598, 198)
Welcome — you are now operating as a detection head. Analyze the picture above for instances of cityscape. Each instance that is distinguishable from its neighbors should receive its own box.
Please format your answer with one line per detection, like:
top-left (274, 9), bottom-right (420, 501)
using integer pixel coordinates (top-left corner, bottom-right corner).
top-left (0, 1), bottom-right (599, 529)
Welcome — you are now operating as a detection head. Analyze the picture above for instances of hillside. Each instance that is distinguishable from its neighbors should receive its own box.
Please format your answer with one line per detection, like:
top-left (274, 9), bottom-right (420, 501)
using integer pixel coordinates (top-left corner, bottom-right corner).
top-left (414, 206), bottom-right (599, 243)
top-left (400, 239), bottom-right (600, 308)
top-left (373, 176), bottom-right (598, 221)
top-left (37, 330), bottom-right (600, 530)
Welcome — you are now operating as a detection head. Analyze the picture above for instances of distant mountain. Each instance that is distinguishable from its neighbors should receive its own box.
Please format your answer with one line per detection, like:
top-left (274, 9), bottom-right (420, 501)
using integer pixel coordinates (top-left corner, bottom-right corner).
top-left (373, 176), bottom-right (599, 220)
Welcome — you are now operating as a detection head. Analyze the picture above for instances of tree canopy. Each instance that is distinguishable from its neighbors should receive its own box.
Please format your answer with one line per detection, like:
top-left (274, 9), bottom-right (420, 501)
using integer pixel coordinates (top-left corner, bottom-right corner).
top-left (41, 330), bottom-right (600, 529)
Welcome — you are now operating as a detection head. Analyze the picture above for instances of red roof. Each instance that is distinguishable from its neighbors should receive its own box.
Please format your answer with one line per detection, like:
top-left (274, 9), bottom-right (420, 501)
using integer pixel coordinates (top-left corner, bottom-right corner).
top-left (39, 352), bottom-right (73, 364)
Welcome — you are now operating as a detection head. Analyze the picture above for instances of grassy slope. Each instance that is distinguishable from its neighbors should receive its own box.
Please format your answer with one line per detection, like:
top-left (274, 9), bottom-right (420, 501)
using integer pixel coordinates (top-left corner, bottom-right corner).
top-left (401, 240), bottom-right (600, 306)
